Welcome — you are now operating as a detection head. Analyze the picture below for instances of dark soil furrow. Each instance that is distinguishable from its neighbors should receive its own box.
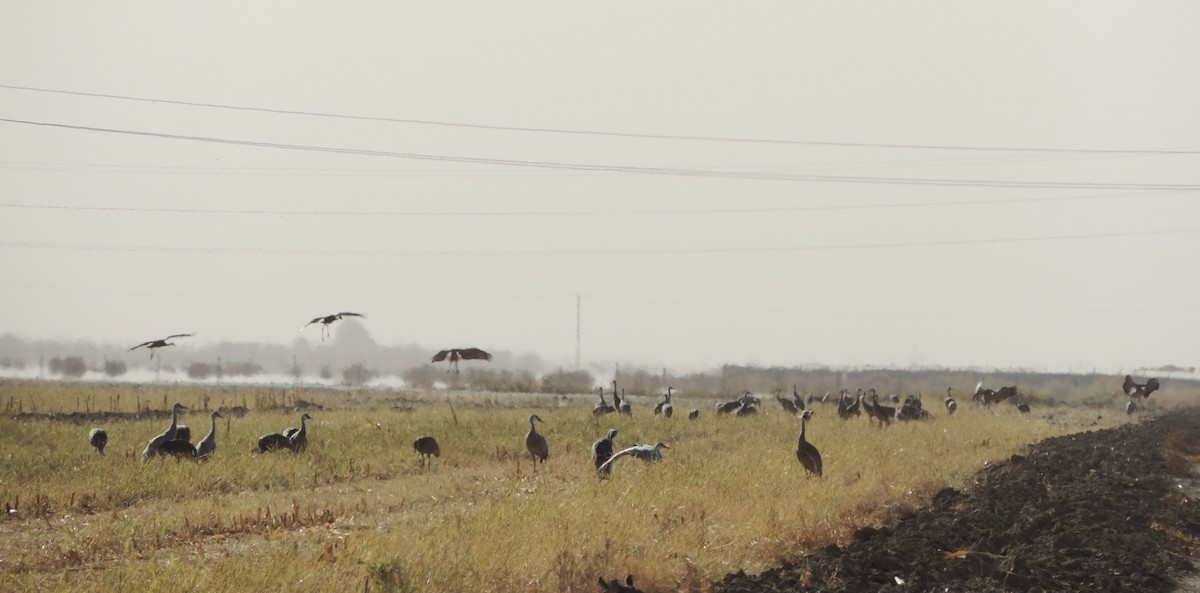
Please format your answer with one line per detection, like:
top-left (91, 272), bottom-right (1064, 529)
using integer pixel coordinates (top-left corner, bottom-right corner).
top-left (717, 408), bottom-right (1200, 593)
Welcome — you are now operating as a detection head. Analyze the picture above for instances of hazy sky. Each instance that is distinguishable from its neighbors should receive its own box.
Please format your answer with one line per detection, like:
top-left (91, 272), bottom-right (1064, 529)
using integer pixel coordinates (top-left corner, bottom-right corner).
top-left (2, 3), bottom-right (1198, 374)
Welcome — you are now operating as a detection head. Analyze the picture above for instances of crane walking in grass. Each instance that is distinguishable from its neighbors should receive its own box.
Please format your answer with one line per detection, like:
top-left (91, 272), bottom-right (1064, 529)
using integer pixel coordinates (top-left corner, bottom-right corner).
top-left (413, 435), bottom-right (441, 467)
top-left (525, 414), bottom-right (549, 470)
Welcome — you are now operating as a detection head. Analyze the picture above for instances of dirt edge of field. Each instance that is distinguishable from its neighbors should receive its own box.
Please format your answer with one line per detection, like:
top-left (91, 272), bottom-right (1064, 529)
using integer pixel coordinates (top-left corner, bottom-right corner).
top-left (714, 407), bottom-right (1200, 593)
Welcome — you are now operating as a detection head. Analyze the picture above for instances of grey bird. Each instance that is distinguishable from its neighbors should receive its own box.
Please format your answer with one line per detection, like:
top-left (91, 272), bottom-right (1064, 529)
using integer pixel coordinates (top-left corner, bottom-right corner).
top-left (288, 413), bottom-right (312, 452)
top-left (597, 442), bottom-right (670, 474)
top-left (796, 410), bottom-right (822, 477)
top-left (142, 402), bottom-right (187, 460)
top-left (196, 411), bottom-right (222, 459)
top-left (525, 414), bottom-right (549, 470)
top-left (592, 428), bottom-right (619, 476)
top-left (300, 312), bottom-right (365, 341)
top-left (128, 333), bottom-right (194, 360)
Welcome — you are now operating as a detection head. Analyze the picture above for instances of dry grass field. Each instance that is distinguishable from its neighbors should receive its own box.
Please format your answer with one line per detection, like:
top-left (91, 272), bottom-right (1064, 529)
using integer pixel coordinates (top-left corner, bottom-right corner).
top-left (0, 380), bottom-right (1126, 593)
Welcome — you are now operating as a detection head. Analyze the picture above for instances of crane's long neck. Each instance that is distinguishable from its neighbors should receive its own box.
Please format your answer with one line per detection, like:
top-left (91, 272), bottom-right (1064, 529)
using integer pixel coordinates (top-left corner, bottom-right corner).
top-left (170, 407), bottom-right (179, 431)
top-left (800, 416), bottom-right (807, 442)
top-left (529, 417), bottom-right (537, 432)
top-left (210, 413), bottom-right (218, 435)
top-left (299, 415), bottom-right (307, 433)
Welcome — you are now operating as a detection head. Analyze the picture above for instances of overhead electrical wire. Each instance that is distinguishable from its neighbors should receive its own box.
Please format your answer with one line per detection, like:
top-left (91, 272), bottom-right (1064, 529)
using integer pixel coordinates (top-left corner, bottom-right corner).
top-left (1, 228), bottom-right (1195, 258)
top-left (2, 117), bottom-right (1198, 190)
top-left (2, 83), bottom-right (1197, 154)
top-left (0, 192), bottom-right (1188, 218)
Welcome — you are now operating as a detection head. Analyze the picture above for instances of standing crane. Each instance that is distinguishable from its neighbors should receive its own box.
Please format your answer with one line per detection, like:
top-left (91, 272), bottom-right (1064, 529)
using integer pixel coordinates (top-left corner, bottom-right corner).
top-left (525, 414), bottom-right (549, 470)
top-left (944, 387), bottom-right (957, 415)
top-left (300, 312), bottom-right (365, 341)
top-left (430, 347), bottom-right (493, 373)
top-left (127, 333), bottom-right (194, 360)
top-left (196, 411), bottom-right (222, 459)
top-left (142, 402), bottom-right (187, 460)
top-left (654, 387), bottom-right (674, 418)
top-left (592, 428), bottom-right (618, 477)
top-left (775, 388), bottom-right (799, 415)
top-left (592, 388), bottom-right (616, 416)
top-left (288, 413), bottom-right (312, 452)
top-left (796, 410), bottom-right (822, 477)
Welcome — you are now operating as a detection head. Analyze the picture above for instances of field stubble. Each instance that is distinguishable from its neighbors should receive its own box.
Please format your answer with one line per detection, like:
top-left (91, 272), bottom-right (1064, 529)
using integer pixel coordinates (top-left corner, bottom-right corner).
top-left (0, 381), bottom-right (1123, 592)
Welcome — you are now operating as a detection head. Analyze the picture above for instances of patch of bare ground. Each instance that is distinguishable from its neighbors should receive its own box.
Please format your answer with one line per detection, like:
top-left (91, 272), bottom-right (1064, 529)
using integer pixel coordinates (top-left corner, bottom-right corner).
top-left (717, 408), bottom-right (1200, 593)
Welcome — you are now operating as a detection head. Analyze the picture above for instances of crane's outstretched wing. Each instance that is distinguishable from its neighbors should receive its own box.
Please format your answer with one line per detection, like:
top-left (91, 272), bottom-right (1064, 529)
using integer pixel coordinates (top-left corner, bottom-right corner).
top-left (300, 317), bottom-right (325, 332)
top-left (165, 333), bottom-right (195, 340)
top-left (597, 445), bottom-right (658, 474)
top-left (1144, 378), bottom-right (1161, 397)
top-left (458, 347), bottom-right (492, 361)
top-left (127, 341), bottom-right (154, 352)
top-left (1122, 375), bottom-right (1135, 395)
top-left (337, 312), bottom-right (365, 318)
top-left (430, 350), bottom-right (452, 363)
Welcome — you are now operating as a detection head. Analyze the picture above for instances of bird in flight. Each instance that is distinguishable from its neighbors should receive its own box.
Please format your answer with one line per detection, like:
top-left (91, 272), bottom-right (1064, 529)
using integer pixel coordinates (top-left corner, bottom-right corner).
top-left (127, 333), bottom-right (195, 359)
top-left (300, 312), bottom-right (365, 341)
top-left (430, 347), bottom-right (493, 373)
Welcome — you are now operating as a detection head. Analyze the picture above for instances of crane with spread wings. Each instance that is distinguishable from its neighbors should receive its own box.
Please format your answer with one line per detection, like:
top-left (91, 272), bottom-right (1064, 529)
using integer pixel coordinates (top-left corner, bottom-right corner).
top-left (128, 333), bottom-right (195, 359)
top-left (430, 347), bottom-right (493, 373)
top-left (300, 312), bottom-right (365, 341)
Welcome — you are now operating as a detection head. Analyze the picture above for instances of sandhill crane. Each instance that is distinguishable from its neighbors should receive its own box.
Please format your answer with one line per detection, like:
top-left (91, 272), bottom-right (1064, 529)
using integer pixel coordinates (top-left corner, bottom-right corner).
top-left (735, 395), bottom-right (758, 416)
top-left (525, 414), bottom-right (549, 470)
top-left (653, 387), bottom-right (674, 417)
top-left (289, 413), bottom-right (312, 452)
top-left (127, 333), bottom-right (194, 359)
top-left (89, 428), bottom-right (107, 455)
top-left (716, 393), bottom-right (744, 415)
top-left (1016, 400), bottom-right (1031, 414)
top-left (430, 347), bottom-right (492, 373)
top-left (413, 435), bottom-right (440, 467)
top-left (687, 409), bottom-right (700, 420)
top-left (836, 390), bottom-right (861, 420)
top-left (598, 574), bottom-right (644, 593)
top-left (592, 388), bottom-right (616, 416)
top-left (1123, 375), bottom-right (1161, 400)
top-left (592, 428), bottom-right (618, 477)
top-left (866, 393), bottom-right (894, 428)
top-left (257, 432), bottom-right (291, 453)
top-left (196, 411), bottom-right (222, 459)
top-left (142, 402), bottom-right (187, 460)
top-left (775, 389), bottom-right (799, 415)
top-left (792, 385), bottom-right (806, 412)
top-left (300, 312), bottom-right (365, 341)
top-left (617, 387), bottom-right (632, 415)
top-left (157, 439), bottom-right (198, 460)
top-left (598, 442), bottom-right (670, 474)
top-left (796, 410), bottom-right (822, 477)
top-left (974, 383), bottom-right (1019, 406)
top-left (945, 387), bottom-right (957, 415)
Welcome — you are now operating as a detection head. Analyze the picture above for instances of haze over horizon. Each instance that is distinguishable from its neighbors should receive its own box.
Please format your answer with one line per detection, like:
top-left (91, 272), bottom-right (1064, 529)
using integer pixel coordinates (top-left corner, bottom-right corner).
top-left (2, 3), bottom-right (1197, 376)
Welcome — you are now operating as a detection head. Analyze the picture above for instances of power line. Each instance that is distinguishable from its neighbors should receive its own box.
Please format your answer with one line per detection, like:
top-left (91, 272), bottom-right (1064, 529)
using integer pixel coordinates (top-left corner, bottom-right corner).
top-left (3, 82), bottom-right (1197, 155)
top-left (2, 228), bottom-right (1195, 257)
top-left (3, 117), bottom-right (1199, 190)
top-left (0, 192), bottom-right (1187, 218)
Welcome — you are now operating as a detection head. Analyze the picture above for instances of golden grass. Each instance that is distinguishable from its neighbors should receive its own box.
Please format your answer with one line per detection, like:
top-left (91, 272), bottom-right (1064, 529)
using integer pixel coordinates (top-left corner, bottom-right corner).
top-left (0, 380), bottom-right (1123, 593)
